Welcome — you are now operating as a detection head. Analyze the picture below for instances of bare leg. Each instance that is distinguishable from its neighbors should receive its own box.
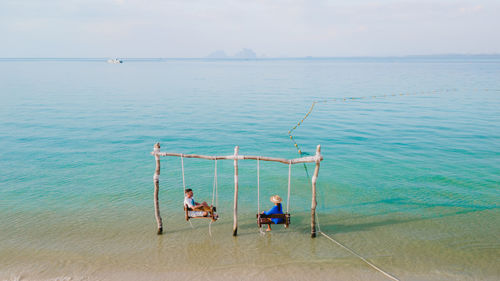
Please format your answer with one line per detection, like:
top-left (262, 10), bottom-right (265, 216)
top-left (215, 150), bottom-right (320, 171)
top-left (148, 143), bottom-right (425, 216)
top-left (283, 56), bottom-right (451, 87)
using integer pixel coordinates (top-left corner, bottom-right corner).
top-left (266, 225), bottom-right (272, 231)
top-left (211, 209), bottom-right (218, 221)
top-left (194, 205), bottom-right (212, 212)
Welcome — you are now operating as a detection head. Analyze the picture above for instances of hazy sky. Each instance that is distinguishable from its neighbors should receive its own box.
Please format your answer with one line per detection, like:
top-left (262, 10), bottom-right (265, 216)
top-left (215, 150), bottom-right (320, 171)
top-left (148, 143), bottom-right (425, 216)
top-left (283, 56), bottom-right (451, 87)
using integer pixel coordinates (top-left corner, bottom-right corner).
top-left (1, 0), bottom-right (499, 57)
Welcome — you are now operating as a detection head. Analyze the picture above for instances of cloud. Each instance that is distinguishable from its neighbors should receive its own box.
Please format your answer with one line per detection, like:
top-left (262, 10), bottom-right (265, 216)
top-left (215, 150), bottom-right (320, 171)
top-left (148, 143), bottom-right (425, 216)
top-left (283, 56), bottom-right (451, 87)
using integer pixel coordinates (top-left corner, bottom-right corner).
top-left (0, 0), bottom-right (499, 57)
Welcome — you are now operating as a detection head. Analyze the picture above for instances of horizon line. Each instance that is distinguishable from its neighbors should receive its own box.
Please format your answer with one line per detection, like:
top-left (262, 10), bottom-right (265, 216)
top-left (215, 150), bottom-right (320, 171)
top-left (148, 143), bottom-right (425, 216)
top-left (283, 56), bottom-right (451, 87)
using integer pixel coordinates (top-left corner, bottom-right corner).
top-left (1, 53), bottom-right (500, 60)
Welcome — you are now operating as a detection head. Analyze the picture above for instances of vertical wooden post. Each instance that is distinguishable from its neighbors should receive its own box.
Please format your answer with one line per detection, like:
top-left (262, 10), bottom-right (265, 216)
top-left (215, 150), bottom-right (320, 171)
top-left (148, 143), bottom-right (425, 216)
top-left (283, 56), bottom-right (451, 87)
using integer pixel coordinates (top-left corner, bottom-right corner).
top-left (233, 146), bottom-right (239, 236)
top-left (311, 145), bottom-right (321, 238)
top-left (153, 143), bottom-right (163, 235)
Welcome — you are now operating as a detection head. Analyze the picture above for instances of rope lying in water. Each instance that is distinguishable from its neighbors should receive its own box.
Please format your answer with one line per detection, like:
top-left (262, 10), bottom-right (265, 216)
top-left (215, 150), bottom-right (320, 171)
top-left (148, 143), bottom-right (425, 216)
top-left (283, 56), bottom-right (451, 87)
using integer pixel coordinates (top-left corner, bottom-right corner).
top-left (315, 210), bottom-right (400, 281)
top-left (289, 88), bottom-right (500, 156)
top-left (283, 88), bottom-right (440, 280)
top-left (288, 88), bottom-right (458, 156)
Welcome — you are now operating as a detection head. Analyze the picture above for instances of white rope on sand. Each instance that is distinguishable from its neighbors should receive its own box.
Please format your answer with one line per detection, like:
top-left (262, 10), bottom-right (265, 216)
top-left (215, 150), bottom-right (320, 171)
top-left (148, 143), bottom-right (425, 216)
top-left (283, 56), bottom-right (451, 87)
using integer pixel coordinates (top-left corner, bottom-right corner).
top-left (315, 211), bottom-right (400, 281)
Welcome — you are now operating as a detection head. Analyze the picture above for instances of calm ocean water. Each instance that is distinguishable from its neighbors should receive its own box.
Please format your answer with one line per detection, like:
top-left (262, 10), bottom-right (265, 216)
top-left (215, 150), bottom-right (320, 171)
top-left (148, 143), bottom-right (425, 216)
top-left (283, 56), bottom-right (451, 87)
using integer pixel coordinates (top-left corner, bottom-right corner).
top-left (0, 58), bottom-right (499, 280)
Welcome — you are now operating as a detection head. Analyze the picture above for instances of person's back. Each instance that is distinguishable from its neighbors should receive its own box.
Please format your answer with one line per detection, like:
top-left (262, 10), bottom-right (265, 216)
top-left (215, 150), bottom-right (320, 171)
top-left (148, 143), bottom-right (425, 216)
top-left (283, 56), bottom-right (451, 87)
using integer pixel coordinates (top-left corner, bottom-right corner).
top-left (263, 195), bottom-right (285, 229)
top-left (264, 203), bottom-right (284, 224)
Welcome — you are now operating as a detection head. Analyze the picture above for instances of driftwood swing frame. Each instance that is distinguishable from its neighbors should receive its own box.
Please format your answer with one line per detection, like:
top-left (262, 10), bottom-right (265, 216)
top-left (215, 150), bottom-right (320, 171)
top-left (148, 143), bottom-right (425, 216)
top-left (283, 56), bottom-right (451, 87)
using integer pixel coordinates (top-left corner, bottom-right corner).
top-left (151, 143), bottom-right (323, 237)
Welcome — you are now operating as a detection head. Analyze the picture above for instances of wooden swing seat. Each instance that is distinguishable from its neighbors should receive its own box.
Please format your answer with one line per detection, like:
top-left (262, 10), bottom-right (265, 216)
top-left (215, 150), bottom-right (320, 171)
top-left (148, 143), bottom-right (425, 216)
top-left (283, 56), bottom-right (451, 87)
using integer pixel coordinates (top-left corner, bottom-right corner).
top-left (257, 213), bottom-right (290, 228)
top-left (184, 205), bottom-right (218, 222)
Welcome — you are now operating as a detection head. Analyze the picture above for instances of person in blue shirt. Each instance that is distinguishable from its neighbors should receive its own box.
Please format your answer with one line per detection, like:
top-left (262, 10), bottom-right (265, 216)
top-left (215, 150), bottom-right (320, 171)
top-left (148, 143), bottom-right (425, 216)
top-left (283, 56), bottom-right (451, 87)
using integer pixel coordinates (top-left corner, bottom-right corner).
top-left (261, 195), bottom-right (284, 231)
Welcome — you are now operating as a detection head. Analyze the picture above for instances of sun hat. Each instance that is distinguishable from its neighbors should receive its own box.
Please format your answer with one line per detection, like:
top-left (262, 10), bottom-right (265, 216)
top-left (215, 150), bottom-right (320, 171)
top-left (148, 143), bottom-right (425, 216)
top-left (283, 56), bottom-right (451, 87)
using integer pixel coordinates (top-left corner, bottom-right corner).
top-left (270, 195), bottom-right (282, 204)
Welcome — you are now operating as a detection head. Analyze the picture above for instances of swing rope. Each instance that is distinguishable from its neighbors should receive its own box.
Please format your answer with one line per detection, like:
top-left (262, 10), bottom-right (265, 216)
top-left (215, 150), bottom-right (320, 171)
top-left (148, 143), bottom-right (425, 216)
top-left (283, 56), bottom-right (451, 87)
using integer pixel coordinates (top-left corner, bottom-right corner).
top-left (181, 154), bottom-right (194, 229)
top-left (257, 158), bottom-right (260, 214)
top-left (181, 154), bottom-right (186, 193)
top-left (287, 161), bottom-right (291, 214)
top-left (212, 159), bottom-right (218, 207)
top-left (181, 154), bottom-right (219, 236)
top-left (257, 158), bottom-right (265, 234)
top-left (209, 159), bottom-right (218, 237)
top-left (179, 152), bottom-right (397, 279)
top-left (256, 158), bottom-right (292, 234)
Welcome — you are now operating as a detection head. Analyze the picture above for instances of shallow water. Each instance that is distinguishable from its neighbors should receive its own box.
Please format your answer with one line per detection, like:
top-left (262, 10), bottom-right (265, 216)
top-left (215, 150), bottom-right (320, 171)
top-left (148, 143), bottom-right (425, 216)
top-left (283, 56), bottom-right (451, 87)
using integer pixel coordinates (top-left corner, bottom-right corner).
top-left (0, 58), bottom-right (499, 280)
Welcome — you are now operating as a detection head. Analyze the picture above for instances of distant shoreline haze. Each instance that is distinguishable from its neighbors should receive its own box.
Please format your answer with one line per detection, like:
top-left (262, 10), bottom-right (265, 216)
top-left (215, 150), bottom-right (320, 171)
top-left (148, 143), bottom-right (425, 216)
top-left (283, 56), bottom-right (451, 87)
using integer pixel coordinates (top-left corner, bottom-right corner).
top-left (207, 48), bottom-right (258, 59)
top-left (1, 54), bottom-right (500, 61)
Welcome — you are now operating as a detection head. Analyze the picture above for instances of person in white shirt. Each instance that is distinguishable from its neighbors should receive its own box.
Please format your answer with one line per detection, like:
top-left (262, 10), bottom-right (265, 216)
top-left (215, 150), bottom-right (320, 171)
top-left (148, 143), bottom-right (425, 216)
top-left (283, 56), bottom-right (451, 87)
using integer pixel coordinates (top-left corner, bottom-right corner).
top-left (184, 188), bottom-right (211, 217)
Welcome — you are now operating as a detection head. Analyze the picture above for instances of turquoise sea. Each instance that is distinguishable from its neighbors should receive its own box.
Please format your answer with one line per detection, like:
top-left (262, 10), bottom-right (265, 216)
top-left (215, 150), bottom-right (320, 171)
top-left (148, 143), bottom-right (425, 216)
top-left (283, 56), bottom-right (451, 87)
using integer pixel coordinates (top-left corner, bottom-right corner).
top-left (0, 58), bottom-right (499, 280)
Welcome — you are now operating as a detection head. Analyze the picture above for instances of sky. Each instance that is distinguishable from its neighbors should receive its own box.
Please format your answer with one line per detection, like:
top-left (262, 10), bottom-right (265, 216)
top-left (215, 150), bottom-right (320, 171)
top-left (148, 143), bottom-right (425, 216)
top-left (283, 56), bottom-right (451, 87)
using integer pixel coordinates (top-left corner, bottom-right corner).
top-left (1, 0), bottom-right (499, 58)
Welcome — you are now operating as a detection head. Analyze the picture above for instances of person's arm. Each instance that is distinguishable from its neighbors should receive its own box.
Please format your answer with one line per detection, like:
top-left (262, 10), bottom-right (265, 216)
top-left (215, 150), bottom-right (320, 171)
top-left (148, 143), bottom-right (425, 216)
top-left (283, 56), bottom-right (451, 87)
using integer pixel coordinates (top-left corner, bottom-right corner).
top-left (189, 197), bottom-right (201, 207)
top-left (192, 199), bottom-right (206, 210)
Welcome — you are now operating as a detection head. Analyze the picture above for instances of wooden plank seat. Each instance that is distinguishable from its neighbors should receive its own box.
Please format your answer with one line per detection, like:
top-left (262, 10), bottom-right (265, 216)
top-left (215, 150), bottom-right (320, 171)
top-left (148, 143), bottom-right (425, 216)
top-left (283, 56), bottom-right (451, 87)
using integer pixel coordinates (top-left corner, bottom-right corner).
top-left (256, 213), bottom-right (290, 228)
top-left (184, 205), bottom-right (218, 221)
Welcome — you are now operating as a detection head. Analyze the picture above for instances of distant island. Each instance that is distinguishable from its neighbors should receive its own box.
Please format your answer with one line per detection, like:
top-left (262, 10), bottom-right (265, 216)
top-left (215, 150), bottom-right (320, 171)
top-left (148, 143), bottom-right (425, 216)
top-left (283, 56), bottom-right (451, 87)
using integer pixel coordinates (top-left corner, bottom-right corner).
top-left (1, 54), bottom-right (499, 61)
top-left (206, 48), bottom-right (258, 59)
top-left (202, 52), bottom-right (500, 60)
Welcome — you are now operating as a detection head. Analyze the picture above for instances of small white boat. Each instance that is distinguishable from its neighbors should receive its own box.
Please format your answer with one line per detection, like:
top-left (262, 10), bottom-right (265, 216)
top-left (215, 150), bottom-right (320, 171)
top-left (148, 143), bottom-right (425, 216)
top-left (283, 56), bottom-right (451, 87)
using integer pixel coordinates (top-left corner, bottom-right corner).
top-left (107, 58), bottom-right (123, 64)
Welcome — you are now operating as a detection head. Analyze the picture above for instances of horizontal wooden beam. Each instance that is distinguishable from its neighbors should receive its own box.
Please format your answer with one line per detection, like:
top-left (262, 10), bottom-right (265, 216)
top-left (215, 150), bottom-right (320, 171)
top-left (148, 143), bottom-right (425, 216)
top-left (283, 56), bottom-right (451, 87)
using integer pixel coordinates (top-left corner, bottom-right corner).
top-left (151, 151), bottom-right (323, 164)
